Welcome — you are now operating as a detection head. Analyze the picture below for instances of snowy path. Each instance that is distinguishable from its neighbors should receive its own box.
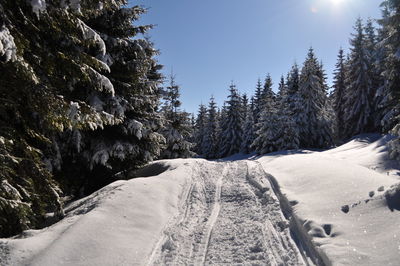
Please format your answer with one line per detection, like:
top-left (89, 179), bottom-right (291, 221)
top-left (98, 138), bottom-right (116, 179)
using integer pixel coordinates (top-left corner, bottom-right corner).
top-left (148, 160), bottom-right (305, 265)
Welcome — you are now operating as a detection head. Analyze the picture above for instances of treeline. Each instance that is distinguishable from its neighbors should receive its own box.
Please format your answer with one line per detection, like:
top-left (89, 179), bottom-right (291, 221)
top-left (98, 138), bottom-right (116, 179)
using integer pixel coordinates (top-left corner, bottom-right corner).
top-left (191, 2), bottom-right (400, 159)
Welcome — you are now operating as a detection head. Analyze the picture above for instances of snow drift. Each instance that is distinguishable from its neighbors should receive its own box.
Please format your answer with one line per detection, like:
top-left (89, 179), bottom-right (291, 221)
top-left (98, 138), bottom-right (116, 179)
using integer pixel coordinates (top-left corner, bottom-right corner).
top-left (0, 159), bottom-right (194, 266)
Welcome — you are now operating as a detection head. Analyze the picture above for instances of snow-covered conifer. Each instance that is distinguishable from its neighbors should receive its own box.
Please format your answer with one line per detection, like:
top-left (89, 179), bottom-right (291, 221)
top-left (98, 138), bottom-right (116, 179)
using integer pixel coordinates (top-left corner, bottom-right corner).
top-left (252, 75), bottom-right (279, 153)
top-left (160, 75), bottom-right (194, 159)
top-left (203, 96), bottom-right (219, 158)
top-left (332, 48), bottom-right (347, 140)
top-left (194, 104), bottom-right (207, 155)
top-left (241, 98), bottom-right (256, 154)
top-left (253, 79), bottom-right (263, 125)
top-left (343, 18), bottom-right (376, 138)
top-left (379, 0), bottom-right (400, 160)
top-left (219, 83), bottom-right (243, 157)
top-left (0, 0), bottom-right (164, 235)
top-left (295, 48), bottom-right (333, 148)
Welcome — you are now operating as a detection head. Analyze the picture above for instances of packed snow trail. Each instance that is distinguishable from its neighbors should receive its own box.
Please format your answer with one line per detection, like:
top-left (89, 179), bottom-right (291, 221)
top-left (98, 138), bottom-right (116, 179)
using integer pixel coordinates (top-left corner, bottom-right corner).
top-left (148, 160), bottom-right (305, 265)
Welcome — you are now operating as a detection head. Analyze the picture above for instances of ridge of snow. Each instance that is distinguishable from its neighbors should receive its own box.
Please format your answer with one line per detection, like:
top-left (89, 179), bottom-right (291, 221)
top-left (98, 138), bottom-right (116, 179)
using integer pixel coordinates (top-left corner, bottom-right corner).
top-left (0, 160), bottom-right (193, 266)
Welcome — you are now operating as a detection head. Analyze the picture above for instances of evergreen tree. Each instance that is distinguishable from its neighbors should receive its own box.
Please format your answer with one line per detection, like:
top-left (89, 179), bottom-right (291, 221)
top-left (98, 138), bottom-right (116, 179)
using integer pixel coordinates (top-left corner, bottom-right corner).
top-left (216, 105), bottom-right (226, 157)
top-left (194, 104), bottom-right (207, 155)
top-left (241, 98), bottom-right (256, 154)
top-left (241, 93), bottom-right (249, 119)
top-left (219, 83), bottom-right (243, 157)
top-left (375, 3), bottom-right (393, 132)
top-left (379, 0), bottom-right (400, 160)
top-left (252, 75), bottom-right (278, 153)
top-left (275, 81), bottom-right (300, 151)
top-left (332, 48), bottom-right (347, 141)
top-left (203, 96), bottom-right (219, 158)
top-left (343, 18), bottom-right (376, 138)
top-left (276, 75), bottom-right (287, 104)
top-left (253, 79), bottom-right (263, 126)
top-left (295, 48), bottom-right (333, 148)
top-left (0, 0), bottom-right (164, 236)
top-left (364, 18), bottom-right (381, 131)
top-left (160, 75), bottom-right (193, 159)
top-left (285, 63), bottom-right (301, 115)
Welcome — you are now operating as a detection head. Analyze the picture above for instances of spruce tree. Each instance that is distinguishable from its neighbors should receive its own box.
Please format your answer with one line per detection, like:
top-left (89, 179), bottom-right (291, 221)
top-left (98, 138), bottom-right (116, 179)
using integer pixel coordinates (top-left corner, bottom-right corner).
top-left (219, 83), bottom-right (243, 157)
top-left (343, 18), bottom-right (376, 138)
top-left (379, 0), bottom-right (400, 160)
top-left (295, 48), bottom-right (333, 148)
top-left (276, 79), bottom-right (300, 151)
top-left (332, 48), bottom-right (347, 141)
top-left (364, 18), bottom-right (381, 131)
top-left (253, 79), bottom-right (263, 126)
top-left (216, 105), bottom-right (226, 158)
top-left (241, 98), bottom-right (256, 154)
top-left (276, 75), bottom-right (287, 104)
top-left (0, 0), bottom-right (164, 236)
top-left (203, 96), bottom-right (219, 158)
top-left (285, 63), bottom-right (301, 115)
top-left (194, 104), bottom-right (207, 155)
top-left (375, 3), bottom-right (393, 132)
top-left (252, 75), bottom-right (278, 153)
top-left (160, 75), bottom-right (193, 159)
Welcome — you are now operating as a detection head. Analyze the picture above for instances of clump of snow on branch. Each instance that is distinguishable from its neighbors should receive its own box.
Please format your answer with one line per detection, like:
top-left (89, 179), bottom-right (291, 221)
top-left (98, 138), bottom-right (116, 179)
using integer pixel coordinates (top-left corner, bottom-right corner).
top-left (28, 0), bottom-right (47, 17)
top-left (87, 66), bottom-right (115, 96)
top-left (61, 0), bottom-right (81, 13)
top-left (78, 19), bottom-right (106, 57)
top-left (126, 119), bottom-right (143, 139)
top-left (0, 26), bottom-right (17, 62)
top-left (67, 101), bottom-right (120, 131)
top-left (90, 141), bottom-right (140, 169)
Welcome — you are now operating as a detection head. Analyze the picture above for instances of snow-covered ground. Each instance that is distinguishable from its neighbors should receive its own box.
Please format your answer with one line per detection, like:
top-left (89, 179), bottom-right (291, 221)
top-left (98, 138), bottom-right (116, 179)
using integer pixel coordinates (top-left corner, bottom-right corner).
top-left (0, 134), bottom-right (399, 265)
top-left (258, 134), bottom-right (400, 265)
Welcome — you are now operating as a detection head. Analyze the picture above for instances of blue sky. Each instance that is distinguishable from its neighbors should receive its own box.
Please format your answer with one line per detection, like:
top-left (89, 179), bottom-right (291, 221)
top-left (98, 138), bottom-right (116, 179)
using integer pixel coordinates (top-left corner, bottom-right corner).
top-left (133, 0), bottom-right (382, 114)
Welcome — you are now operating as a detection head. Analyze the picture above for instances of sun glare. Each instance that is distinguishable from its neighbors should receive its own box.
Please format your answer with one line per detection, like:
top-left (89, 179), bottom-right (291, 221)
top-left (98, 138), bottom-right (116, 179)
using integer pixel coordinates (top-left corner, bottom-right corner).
top-left (331, 0), bottom-right (345, 5)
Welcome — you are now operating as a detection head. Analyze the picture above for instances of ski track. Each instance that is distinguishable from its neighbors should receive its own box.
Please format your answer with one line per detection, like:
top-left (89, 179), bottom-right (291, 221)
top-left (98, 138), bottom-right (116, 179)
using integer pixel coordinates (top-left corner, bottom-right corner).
top-left (149, 160), bottom-right (306, 266)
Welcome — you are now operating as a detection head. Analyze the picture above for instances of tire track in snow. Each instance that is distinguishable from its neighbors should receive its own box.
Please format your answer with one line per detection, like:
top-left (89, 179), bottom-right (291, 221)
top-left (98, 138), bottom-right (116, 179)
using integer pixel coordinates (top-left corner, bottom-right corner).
top-left (148, 161), bottom-right (225, 265)
top-left (148, 160), bottom-right (305, 266)
top-left (197, 163), bottom-right (229, 265)
top-left (146, 162), bottom-right (198, 266)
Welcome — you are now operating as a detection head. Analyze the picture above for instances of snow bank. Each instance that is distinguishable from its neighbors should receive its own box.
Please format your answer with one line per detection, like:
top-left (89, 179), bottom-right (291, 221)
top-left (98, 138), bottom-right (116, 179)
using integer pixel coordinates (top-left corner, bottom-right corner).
top-left (0, 159), bottom-right (195, 266)
top-left (258, 135), bottom-right (400, 265)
